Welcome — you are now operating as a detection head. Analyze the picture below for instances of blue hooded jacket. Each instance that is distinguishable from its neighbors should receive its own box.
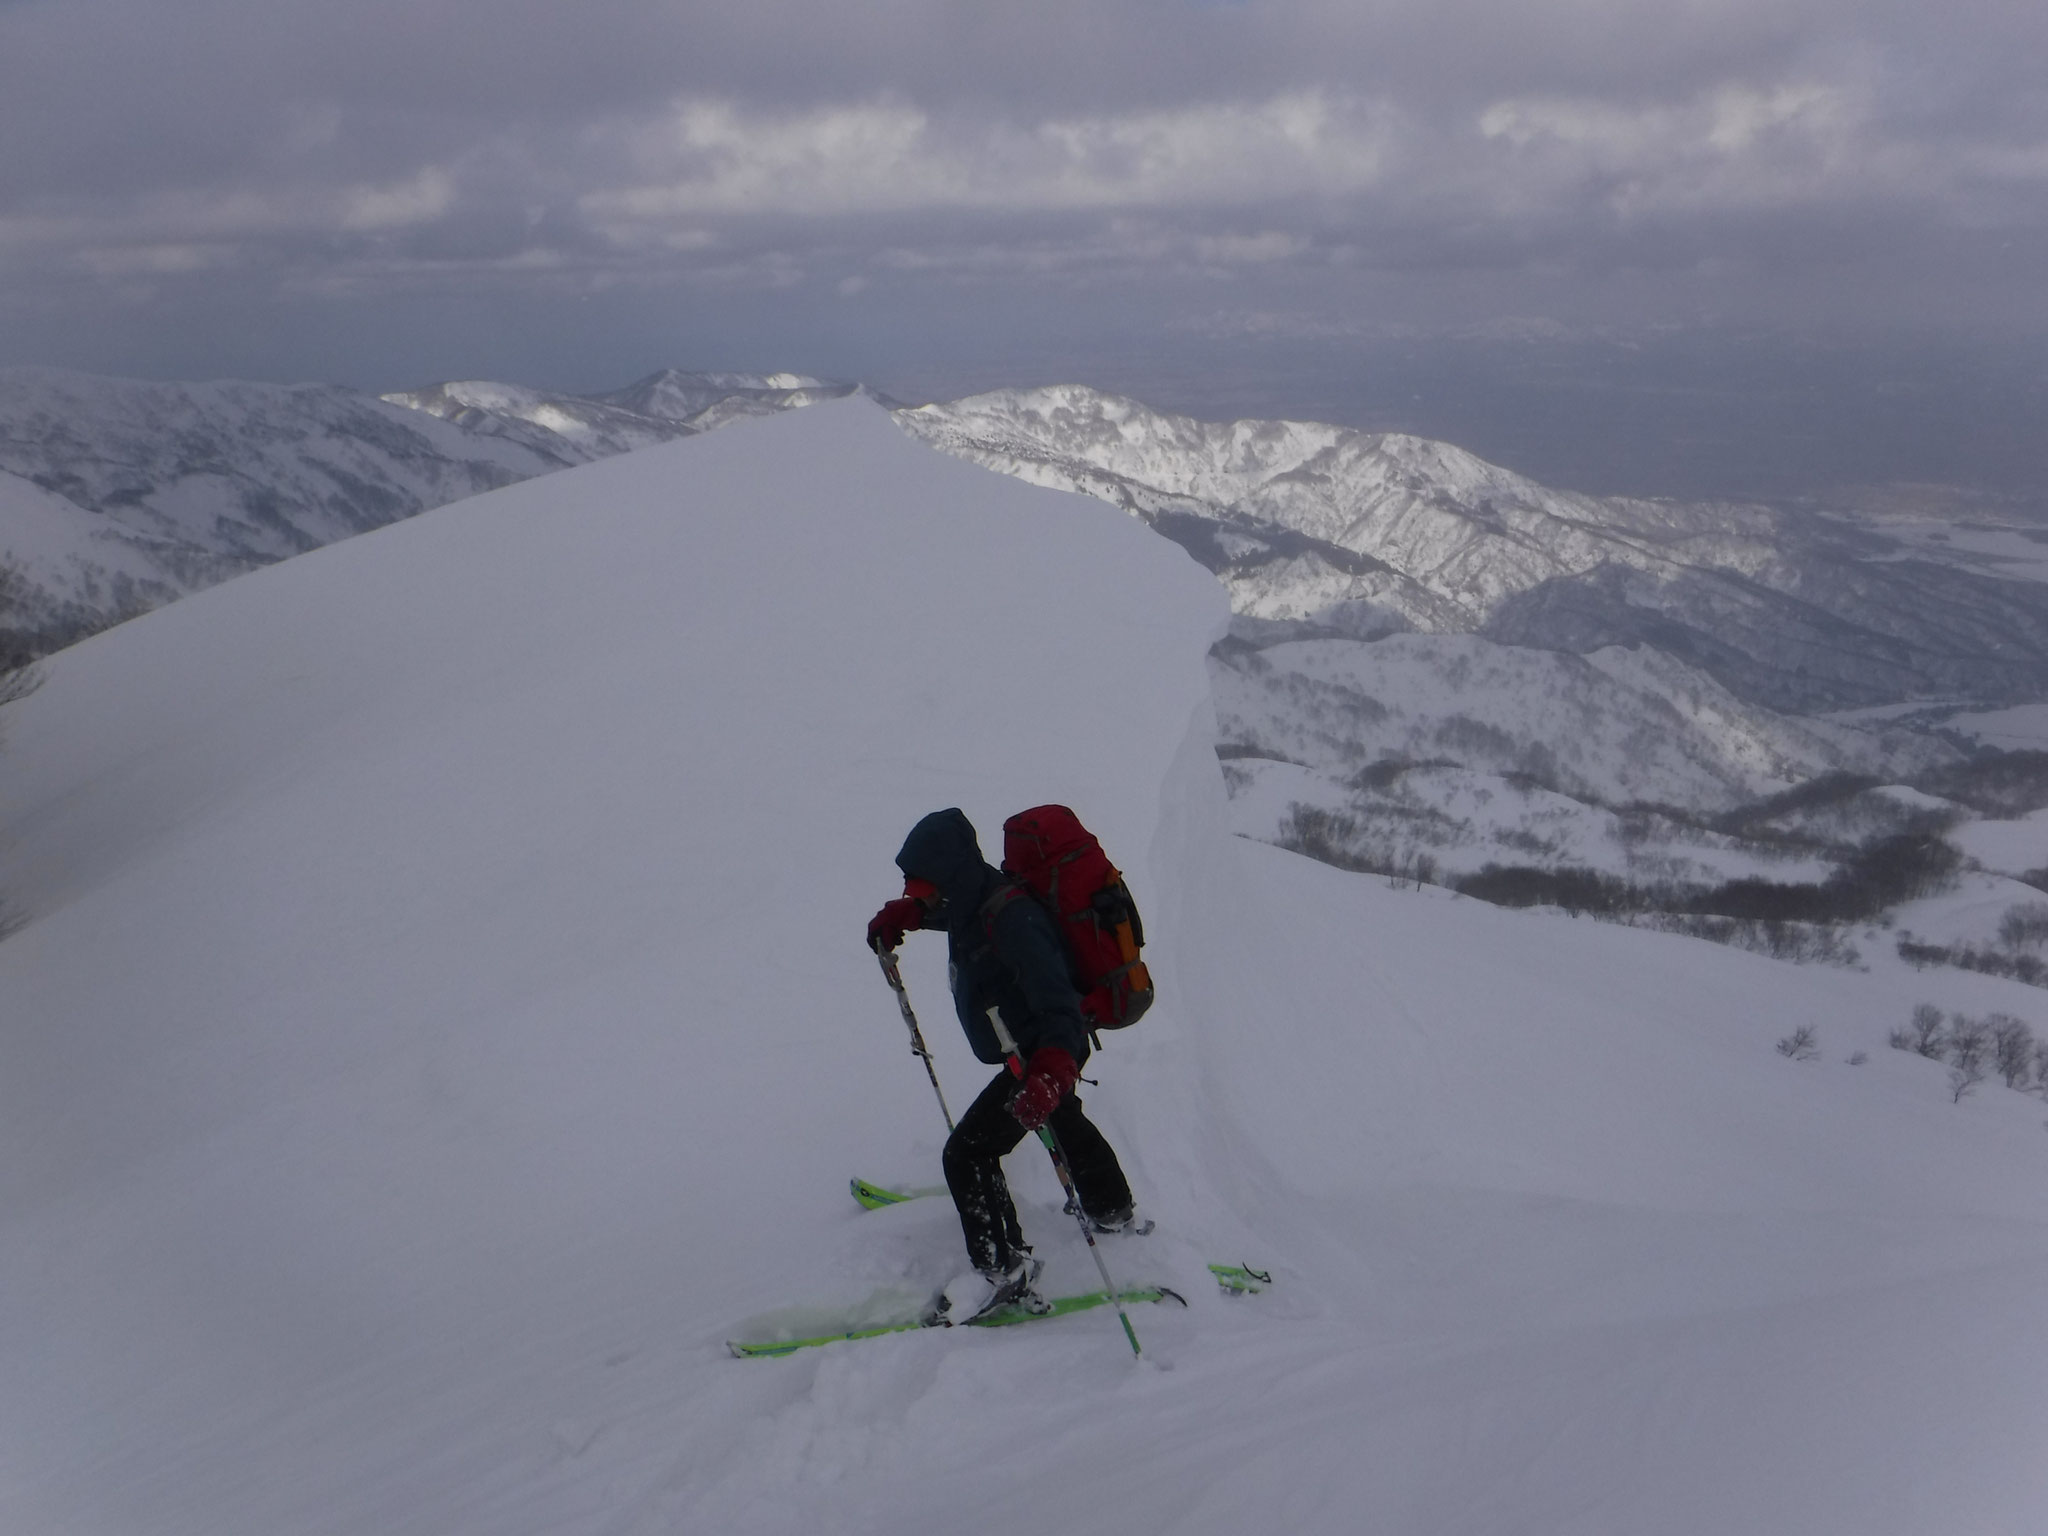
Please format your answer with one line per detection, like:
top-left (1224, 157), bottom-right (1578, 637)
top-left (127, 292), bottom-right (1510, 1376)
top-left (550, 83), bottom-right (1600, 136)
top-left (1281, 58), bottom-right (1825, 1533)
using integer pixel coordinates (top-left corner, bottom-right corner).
top-left (894, 808), bottom-right (1091, 1066)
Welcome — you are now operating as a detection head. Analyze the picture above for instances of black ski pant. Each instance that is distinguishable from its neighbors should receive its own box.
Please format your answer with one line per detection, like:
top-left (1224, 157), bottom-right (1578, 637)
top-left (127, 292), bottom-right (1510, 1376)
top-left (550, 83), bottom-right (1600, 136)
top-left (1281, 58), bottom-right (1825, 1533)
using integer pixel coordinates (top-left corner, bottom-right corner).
top-left (942, 1067), bottom-right (1133, 1272)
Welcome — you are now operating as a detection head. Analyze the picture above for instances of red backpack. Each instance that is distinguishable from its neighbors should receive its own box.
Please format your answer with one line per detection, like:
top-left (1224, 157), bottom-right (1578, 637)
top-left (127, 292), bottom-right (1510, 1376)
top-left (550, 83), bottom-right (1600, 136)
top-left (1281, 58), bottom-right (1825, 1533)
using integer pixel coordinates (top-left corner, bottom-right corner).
top-left (986, 804), bottom-right (1153, 1036)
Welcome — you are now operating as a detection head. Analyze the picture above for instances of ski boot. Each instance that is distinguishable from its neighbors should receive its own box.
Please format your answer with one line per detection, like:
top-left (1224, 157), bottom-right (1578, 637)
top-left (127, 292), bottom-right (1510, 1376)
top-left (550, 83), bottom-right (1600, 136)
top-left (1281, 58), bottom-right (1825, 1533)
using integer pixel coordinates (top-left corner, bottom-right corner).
top-left (929, 1254), bottom-right (1048, 1325)
top-left (1065, 1198), bottom-right (1155, 1237)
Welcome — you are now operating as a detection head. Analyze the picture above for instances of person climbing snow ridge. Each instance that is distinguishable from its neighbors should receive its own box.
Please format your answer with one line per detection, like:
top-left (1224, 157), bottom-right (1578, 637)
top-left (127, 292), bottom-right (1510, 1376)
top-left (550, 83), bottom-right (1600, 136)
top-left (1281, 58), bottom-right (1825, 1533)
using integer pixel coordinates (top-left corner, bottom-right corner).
top-left (868, 807), bottom-right (1140, 1324)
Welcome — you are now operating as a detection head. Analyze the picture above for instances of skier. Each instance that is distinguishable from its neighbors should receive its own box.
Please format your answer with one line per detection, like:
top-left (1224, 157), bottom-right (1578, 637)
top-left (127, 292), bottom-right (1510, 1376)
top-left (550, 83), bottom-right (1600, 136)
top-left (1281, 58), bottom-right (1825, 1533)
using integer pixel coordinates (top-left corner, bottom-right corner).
top-left (867, 807), bottom-right (1137, 1323)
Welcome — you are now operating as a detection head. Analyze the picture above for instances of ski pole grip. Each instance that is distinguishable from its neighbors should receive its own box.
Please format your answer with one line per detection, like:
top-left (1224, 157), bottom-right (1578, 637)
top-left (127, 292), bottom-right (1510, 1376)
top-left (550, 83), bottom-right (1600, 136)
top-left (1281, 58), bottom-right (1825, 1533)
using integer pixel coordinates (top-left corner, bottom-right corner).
top-left (987, 1008), bottom-right (1026, 1077)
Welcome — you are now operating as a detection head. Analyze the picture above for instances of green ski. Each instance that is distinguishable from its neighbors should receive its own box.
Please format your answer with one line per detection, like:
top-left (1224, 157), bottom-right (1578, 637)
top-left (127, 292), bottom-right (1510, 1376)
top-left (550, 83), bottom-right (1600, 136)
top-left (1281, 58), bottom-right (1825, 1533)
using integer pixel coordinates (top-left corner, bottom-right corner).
top-left (850, 1181), bottom-right (1274, 1298)
top-left (850, 1176), bottom-right (946, 1210)
top-left (728, 1285), bottom-right (1187, 1359)
top-left (1207, 1262), bottom-right (1274, 1294)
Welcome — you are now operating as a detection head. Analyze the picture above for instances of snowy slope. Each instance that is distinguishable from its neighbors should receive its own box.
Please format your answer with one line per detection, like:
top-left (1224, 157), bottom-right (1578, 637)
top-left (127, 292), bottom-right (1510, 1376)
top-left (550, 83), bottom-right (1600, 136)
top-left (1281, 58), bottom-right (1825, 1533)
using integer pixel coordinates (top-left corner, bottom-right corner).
top-left (3, 398), bottom-right (2047, 1536)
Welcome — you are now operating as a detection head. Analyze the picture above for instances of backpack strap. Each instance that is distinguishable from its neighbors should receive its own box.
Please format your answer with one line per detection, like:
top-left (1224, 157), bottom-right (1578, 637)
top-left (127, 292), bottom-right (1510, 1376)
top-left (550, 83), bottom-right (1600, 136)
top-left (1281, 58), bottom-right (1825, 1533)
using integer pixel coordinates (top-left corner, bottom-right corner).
top-left (977, 877), bottom-right (1030, 940)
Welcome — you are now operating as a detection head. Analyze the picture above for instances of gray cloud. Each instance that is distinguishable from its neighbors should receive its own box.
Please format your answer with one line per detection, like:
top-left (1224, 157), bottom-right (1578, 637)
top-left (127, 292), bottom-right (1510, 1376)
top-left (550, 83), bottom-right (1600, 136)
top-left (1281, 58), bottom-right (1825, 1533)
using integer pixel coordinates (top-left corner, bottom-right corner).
top-left (1, 0), bottom-right (2043, 498)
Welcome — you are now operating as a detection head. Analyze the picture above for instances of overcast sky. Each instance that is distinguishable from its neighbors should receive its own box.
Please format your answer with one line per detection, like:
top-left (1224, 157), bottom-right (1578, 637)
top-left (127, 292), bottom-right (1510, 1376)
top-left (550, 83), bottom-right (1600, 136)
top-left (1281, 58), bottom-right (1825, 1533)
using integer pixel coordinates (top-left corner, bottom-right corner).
top-left (2, 0), bottom-right (2043, 499)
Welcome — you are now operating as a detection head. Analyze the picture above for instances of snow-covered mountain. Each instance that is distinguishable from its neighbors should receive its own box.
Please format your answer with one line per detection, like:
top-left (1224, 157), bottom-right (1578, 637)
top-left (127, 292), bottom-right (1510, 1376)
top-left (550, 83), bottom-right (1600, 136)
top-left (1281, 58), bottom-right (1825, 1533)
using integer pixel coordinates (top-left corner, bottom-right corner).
top-left (1212, 629), bottom-right (1968, 880)
top-left (1214, 630), bottom-right (1943, 815)
top-left (4, 398), bottom-right (2045, 1536)
top-left (893, 384), bottom-right (2048, 904)
top-left (592, 367), bottom-right (855, 431)
top-left (0, 368), bottom-right (558, 650)
top-left (0, 367), bottom-right (847, 656)
top-left (10, 364), bottom-right (2046, 916)
top-left (376, 380), bottom-right (695, 463)
top-left (380, 369), bottom-right (857, 464)
top-left (17, 366), bottom-right (2044, 719)
top-left (899, 385), bottom-right (2048, 715)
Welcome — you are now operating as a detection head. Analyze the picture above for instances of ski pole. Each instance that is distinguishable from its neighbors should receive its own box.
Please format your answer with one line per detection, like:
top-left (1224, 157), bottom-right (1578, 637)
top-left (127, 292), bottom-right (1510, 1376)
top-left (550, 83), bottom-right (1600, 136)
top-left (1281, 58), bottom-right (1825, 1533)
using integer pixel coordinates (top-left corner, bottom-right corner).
top-left (875, 943), bottom-right (955, 1132)
top-left (989, 1011), bottom-right (1143, 1360)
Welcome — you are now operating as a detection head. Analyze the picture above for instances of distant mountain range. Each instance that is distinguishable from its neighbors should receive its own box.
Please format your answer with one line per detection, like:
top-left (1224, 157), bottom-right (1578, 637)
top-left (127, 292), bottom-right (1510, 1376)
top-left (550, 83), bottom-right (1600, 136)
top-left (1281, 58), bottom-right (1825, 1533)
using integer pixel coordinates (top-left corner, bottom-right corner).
top-left (892, 385), bottom-right (2048, 909)
top-left (898, 386), bottom-right (2048, 716)
top-left (0, 368), bottom-right (850, 654)
top-left (381, 371), bottom-right (855, 464)
top-left (7, 365), bottom-right (2046, 926)
top-left (11, 367), bottom-right (2044, 718)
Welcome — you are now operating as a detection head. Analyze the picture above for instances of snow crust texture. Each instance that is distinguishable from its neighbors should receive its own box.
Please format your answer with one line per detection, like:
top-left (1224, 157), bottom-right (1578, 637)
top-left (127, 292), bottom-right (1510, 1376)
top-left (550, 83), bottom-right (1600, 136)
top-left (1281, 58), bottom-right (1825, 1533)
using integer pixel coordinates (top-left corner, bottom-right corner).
top-left (4, 399), bottom-right (2047, 1536)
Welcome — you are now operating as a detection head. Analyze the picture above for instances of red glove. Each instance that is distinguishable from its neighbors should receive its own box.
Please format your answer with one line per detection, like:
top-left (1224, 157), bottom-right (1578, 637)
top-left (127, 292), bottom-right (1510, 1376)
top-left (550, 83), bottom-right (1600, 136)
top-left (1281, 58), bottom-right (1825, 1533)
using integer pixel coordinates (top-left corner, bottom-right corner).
top-left (867, 897), bottom-right (925, 952)
top-left (1007, 1046), bottom-right (1079, 1130)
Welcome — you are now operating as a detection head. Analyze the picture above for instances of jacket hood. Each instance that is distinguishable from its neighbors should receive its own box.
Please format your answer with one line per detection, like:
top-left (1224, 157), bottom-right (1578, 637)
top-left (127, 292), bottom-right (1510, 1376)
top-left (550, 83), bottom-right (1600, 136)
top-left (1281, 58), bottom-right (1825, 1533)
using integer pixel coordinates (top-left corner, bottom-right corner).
top-left (895, 808), bottom-right (991, 915)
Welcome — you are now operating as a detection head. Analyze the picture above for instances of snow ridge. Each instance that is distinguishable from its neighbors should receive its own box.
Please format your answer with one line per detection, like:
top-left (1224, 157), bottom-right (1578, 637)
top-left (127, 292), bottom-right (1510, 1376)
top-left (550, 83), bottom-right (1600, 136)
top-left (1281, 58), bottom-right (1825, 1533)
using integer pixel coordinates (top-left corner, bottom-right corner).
top-left (4, 398), bottom-right (2046, 1536)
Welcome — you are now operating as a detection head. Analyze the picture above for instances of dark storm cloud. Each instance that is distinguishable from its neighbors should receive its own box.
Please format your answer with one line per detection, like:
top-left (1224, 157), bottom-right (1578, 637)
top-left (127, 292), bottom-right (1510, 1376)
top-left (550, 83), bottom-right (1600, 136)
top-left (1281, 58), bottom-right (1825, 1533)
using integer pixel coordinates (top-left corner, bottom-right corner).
top-left (2, 0), bottom-right (2045, 384)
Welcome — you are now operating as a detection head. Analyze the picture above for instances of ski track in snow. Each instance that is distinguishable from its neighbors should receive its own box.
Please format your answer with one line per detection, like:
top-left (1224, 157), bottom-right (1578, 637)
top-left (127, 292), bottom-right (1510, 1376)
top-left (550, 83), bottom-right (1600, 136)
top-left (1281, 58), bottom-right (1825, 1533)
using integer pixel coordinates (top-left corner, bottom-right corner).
top-left (3, 399), bottom-right (2047, 1536)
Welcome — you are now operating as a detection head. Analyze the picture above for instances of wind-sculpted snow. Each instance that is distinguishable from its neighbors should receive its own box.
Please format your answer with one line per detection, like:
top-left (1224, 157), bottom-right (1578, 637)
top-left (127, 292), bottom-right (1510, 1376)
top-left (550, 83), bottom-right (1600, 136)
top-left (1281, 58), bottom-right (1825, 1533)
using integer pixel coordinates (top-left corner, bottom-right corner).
top-left (4, 398), bottom-right (2047, 1536)
top-left (899, 384), bottom-right (2048, 713)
